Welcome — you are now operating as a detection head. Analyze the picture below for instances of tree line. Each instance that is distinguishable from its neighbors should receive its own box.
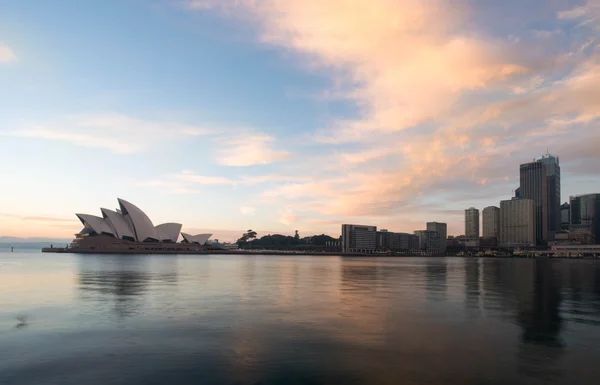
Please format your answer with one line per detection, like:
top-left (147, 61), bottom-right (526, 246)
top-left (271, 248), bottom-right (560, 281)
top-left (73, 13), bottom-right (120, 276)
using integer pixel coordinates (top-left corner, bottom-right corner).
top-left (236, 229), bottom-right (339, 250)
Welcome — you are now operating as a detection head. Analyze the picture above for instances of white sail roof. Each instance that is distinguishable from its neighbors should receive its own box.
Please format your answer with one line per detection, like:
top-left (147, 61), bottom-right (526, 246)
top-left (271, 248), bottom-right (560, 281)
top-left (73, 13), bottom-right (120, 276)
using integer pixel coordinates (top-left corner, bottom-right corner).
top-left (118, 198), bottom-right (159, 242)
top-left (181, 233), bottom-right (212, 245)
top-left (101, 208), bottom-right (135, 240)
top-left (155, 223), bottom-right (182, 242)
top-left (76, 214), bottom-right (114, 236)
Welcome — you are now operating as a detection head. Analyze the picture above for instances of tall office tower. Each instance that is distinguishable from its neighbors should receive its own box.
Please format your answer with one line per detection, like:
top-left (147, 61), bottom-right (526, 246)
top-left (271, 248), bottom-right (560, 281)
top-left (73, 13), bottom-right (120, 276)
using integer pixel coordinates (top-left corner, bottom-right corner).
top-left (570, 194), bottom-right (600, 244)
top-left (482, 206), bottom-right (500, 238)
top-left (341, 224), bottom-right (377, 252)
top-left (465, 207), bottom-right (480, 239)
top-left (560, 202), bottom-right (570, 230)
top-left (499, 199), bottom-right (536, 247)
top-left (519, 154), bottom-right (561, 244)
top-left (426, 222), bottom-right (447, 252)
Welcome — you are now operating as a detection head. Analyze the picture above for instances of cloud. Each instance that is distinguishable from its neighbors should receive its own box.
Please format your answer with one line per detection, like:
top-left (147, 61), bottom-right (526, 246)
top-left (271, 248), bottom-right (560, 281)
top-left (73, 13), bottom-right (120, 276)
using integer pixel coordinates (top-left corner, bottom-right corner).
top-left (138, 170), bottom-right (311, 196)
top-left (239, 206), bottom-right (256, 216)
top-left (0, 213), bottom-right (76, 223)
top-left (171, 170), bottom-right (236, 185)
top-left (137, 180), bottom-right (201, 195)
top-left (278, 208), bottom-right (300, 226)
top-left (216, 134), bottom-right (291, 166)
top-left (193, 0), bottom-right (529, 142)
top-left (2, 113), bottom-right (213, 153)
top-left (558, 1), bottom-right (600, 32)
top-left (0, 42), bottom-right (17, 63)
top-left (184, 1), bottom-right (600, 236)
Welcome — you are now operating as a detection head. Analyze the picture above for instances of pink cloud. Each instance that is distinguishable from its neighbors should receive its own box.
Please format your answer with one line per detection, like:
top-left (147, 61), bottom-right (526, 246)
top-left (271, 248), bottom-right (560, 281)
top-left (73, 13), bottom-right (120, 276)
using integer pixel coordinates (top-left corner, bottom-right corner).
top-left (186, 0), bottom-right (600, 235)
top-left (216, 134), bottom-right (291, 166)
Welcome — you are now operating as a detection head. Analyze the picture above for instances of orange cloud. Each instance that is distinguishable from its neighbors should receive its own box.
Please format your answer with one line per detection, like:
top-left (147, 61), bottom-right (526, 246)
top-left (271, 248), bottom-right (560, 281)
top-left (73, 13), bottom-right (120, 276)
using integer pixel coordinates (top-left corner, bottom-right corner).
top-left (187, 0), bottom-right (600, 235)
top-left (193, 0), bottom-right (527, 141)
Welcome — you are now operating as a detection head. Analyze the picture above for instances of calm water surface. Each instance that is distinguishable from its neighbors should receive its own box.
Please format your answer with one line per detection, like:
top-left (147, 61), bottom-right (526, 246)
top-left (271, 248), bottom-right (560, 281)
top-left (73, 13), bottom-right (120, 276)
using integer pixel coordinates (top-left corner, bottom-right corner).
top-left (1, 252), bottom-right (600, 384)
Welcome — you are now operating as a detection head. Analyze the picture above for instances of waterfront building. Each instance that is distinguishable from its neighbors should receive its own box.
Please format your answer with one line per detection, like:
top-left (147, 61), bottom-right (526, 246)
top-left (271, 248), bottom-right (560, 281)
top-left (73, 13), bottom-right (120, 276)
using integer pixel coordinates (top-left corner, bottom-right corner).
top-left (377, 230), bottom-right (419, 252)
top-left (426, 222), bottom-right (447, 252)
top-left (499, 199), bottom-right (536, 247)
top-left (65, 198), bottom-right (213, 252)
top-left (482, 206), bottom-right (500, 238)
top-left (560, 202), bottom-right (570, 230)
top-left (465, 208), bottom-right (480, 240)
top-left (342, 224), bottom-right (377, 252)
top-left (414, 230), bottom-right (441, 255)
top-left (519, 154), bottom-right (561, 244)
top-left (570, 194), bottom-right (600, 244)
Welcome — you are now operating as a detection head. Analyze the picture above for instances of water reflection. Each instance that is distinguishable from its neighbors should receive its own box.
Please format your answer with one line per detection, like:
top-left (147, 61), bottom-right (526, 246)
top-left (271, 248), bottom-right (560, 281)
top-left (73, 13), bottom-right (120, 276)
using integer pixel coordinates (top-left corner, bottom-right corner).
top-left (2, 254), bottom-right (600, 385)
top-left (464, 258), bottom-right (481, 315)
top-left (516, 260), bottom-right (563, 346)
top-left (77, 255), bottom-right (177, 319)
top-left (426, 259), bottom-right (447, 301)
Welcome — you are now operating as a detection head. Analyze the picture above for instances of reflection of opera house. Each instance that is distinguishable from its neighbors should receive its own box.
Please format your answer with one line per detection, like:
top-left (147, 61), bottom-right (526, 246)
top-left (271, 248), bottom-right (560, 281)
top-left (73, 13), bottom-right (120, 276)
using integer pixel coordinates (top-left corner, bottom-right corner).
top-left (55, 198), bottom-right (217, 253)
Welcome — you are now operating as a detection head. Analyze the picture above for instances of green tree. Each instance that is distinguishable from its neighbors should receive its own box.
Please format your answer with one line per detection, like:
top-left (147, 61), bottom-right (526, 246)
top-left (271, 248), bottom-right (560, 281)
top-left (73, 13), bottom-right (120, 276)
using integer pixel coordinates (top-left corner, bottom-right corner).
top-left (246, 229), bottom-right (257, 241)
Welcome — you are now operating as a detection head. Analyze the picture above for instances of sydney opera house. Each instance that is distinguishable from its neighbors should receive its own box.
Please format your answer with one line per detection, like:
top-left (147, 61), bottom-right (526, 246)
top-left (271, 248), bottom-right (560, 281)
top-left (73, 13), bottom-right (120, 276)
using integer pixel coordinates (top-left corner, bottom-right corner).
top-left (48, 198), bottom-right (216, 253)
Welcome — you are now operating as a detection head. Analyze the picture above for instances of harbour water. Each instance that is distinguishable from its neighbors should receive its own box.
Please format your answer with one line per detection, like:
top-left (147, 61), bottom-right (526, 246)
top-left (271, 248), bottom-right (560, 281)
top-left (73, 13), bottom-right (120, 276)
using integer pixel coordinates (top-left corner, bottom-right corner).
top-left (1, 252), bottom-right (600, 384)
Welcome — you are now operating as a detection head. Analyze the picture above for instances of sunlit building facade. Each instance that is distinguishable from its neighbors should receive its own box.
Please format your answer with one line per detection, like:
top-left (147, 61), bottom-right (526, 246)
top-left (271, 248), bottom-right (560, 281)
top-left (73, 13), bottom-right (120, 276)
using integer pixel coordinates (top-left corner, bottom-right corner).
top-left (342, 224), bottom-right (377, 253)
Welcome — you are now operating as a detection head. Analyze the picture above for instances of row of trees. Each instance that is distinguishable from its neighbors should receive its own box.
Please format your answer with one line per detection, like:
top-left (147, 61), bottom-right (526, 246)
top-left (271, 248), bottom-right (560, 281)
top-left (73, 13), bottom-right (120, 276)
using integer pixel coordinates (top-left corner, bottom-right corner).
top-left (236, 229), bottom-right (339, 250)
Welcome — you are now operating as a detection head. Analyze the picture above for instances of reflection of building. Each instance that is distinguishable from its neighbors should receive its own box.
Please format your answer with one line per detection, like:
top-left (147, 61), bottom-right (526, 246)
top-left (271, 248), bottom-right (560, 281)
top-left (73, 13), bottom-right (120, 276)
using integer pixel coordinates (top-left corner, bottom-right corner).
top-left (414, 230), bottom-right (441, 255)
top-left (77, 255), bottom-right (177, 319)
top-left (426, 222), bottom-right (447, 253)
top-left (465, 207), bottom-right (480, 241)
top-left (519, 154), bottom-right (561, 244)
top-left (499, 199), bottom-right (536, 247)
top-left (482, 206), bottom-right (500, 238)
top-left (342, 224), bottom-right (377, 252)
top-left (516, 261), bottom-right (563, 345)
top-left (570, 194), bottom-right (600, 244)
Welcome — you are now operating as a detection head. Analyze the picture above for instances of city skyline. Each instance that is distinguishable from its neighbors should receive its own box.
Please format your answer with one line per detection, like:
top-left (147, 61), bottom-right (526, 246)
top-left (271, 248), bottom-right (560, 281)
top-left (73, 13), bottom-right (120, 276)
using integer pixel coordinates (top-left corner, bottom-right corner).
top-left (1, 1), bottom-right (599, 241)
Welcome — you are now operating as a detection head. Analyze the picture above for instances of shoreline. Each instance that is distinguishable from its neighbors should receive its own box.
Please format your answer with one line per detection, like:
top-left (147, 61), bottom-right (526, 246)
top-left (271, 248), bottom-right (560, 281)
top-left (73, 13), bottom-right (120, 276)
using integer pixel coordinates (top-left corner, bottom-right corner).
top-left (40, 247), bottom-right (600, 259)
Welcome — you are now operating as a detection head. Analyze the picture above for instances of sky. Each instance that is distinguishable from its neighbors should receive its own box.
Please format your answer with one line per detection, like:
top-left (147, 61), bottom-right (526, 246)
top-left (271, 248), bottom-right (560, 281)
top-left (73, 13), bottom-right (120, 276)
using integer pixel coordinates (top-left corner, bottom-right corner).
top-left (0, 0), bottom-right (599, 241)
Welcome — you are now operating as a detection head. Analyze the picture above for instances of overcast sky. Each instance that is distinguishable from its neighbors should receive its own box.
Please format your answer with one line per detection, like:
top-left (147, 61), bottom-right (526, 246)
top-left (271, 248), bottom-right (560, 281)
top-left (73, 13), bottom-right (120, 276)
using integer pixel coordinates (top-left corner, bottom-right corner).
top-left (0, 0), bottom-right (599, 241)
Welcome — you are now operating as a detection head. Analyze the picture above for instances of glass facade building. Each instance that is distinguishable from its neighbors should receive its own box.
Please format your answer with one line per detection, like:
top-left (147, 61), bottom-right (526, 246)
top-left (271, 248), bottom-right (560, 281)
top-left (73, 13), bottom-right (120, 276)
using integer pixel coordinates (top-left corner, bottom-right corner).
top-left (570, 194), bottom-right (600, 244)
top-left (519, 154), bottom-right (561, 245)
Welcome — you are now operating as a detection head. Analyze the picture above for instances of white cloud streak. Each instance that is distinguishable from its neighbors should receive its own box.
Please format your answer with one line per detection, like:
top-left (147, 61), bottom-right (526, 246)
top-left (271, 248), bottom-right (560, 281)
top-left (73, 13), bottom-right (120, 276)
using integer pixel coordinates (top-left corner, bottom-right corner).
top-left (0, 42), bottom-right (17, 63)
top-left (187, 0), bottom-right (600, 235)
top-left (3, 113), bottom-right (213, 154)
top-left (216, 134), bottom-right (291, 166)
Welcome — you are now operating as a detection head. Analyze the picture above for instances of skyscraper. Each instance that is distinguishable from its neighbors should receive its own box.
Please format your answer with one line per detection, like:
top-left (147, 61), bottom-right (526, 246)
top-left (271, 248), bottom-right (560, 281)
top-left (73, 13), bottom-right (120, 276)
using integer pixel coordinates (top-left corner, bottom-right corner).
top-left (426, 222), bottom-right (447, 252)
top-left (465, 208), bottom-right (480, 240)
top-left (499, 199), bottom-right (536, 247)
top-left (482, 206), bottom-right (500, 238)
top-left (570, 194), bottom-right (600, 244)
top-left (519, 154), bottom-right (561, 244)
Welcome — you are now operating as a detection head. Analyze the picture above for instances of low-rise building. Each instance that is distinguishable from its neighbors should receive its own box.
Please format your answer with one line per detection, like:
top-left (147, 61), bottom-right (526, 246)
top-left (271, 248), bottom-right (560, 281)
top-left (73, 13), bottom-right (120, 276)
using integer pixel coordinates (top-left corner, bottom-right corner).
top-left (377, 230), bottom-right (419, 252)
top-left (342, 224), bottom-right (377, 252)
